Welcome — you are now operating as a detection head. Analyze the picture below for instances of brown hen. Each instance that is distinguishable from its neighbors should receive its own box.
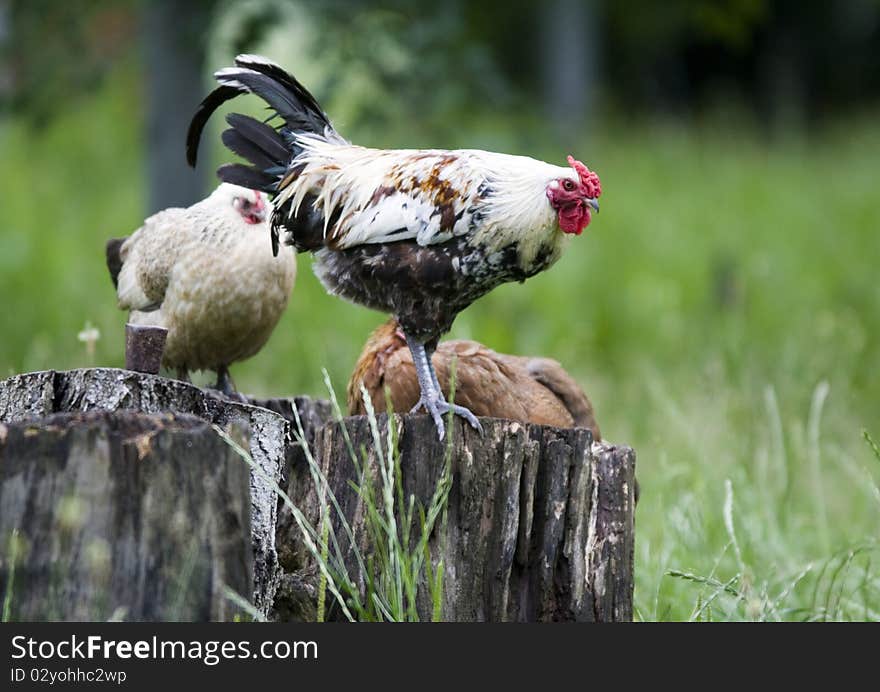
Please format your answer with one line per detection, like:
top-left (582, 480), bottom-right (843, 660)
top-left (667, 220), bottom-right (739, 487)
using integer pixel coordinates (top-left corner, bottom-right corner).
top-left (347, 319), bottom-right (601, 440)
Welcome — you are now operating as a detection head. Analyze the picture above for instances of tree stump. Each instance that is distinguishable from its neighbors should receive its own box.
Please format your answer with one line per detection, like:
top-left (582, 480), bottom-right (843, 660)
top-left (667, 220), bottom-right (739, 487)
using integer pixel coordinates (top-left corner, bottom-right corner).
top-left (278, 414), bottom-right (636, 622)
top-left (0, 369), bottom-right (637, 622)
top-left (0, 368), bottom-right (291, 613)
top-left (0, 410), bottom-right (252, 621)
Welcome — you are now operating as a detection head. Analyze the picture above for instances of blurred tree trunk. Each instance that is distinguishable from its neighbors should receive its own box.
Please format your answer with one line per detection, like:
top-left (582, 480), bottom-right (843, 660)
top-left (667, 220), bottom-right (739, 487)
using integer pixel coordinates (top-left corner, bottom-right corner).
top-left (540, 0), bottom-right (599, 145)
top-left (759, 25), bottom-right (806, 137)
top-left (0, 0), bottom-right (8, 46)
top-left (0, 0), bottom-right (9, 97)
top-left (142, 0), bottom-right (214, 213)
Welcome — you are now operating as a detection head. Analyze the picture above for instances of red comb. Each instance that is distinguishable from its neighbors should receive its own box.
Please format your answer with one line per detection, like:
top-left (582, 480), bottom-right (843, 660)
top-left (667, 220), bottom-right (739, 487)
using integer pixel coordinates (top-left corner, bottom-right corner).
top-left (567, 155), bottom-right (601, 198)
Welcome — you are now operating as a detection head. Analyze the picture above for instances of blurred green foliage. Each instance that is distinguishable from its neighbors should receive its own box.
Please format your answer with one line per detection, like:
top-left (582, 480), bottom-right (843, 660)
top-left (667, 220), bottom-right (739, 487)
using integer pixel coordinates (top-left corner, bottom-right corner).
top-left (1, 1), bottom-right (879, 620)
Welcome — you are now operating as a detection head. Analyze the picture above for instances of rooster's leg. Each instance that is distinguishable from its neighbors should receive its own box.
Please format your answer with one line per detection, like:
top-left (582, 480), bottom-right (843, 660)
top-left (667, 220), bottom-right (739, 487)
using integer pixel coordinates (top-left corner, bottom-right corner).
top-left (425, 349), bottom-right (444, 396)
top-left (406, 336), bottom-right (483, 440)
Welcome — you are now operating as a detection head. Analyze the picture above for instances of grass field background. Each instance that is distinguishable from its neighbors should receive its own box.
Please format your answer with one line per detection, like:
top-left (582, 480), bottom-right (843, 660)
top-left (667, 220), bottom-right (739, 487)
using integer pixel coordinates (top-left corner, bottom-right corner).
top-left (1, 62), bottom-right (878, 620)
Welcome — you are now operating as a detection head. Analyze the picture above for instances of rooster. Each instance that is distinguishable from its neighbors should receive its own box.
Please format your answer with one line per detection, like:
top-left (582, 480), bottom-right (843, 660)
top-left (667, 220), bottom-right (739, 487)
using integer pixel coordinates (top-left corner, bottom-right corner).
top-left (106, 183), bottom-right (297, 394)
top-left (186, 54), bottom-right (601, 437)
top-left (348, 318), bottom-right (602, 440)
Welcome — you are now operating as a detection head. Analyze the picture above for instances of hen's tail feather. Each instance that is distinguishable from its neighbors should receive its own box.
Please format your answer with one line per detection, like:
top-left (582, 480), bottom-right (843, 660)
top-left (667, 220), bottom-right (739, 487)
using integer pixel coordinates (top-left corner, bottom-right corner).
top-left (526, 357), bottom-right (601, 440)
top-left (105, 237), bottom-right (126, 289)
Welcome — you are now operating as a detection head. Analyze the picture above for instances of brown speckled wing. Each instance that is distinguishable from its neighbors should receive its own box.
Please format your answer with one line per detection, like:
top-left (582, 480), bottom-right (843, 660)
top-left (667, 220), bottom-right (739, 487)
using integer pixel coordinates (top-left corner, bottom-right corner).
top-left (347, 324), bottom-right (592, 432)
top-left (433, 341), bottom-right (574, 428)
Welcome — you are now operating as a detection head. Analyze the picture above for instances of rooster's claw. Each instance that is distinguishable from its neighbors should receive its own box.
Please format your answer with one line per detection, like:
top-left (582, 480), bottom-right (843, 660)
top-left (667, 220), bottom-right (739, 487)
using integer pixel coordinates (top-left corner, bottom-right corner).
top-left (411, 396), bottom-right (484, 441)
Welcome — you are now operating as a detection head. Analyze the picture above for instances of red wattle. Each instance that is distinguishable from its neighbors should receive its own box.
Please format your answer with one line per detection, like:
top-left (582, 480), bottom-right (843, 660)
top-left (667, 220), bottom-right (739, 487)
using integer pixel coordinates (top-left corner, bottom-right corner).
top-left (558, 204), bottom-right (590, 235)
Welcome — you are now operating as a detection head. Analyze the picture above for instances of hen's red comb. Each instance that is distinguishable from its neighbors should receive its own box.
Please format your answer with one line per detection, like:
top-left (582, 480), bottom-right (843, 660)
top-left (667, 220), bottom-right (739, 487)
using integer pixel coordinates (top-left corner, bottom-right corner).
top-left (567, 155), bottom-right (601, 198)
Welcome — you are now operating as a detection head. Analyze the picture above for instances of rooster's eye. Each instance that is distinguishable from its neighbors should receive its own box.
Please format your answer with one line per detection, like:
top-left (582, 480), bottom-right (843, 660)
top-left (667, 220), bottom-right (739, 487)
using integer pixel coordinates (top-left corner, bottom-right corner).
top-left (562, 180), bottom-right (575, 191)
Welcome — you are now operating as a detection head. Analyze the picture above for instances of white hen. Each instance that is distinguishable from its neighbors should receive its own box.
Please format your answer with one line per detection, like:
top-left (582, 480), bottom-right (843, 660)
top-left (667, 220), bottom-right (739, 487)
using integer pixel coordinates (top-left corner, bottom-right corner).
top-left (106, 183), bottom-right (297, 392)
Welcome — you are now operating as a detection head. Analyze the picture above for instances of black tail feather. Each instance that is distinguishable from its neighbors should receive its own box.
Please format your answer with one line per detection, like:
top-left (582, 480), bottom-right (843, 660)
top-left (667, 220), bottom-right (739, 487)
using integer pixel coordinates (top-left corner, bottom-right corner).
top-left (210, 56), bottom-right (339, 142)
top-left (217, 163), bottom-right (277, 191)
top-left (218, 115), bottom-right (291, 194)
top-left (269, 193), bottom-right (334, 257)
top-left (105, 237), bottom-right (126, 289)
top-left (186, 55), bottom-right (343, 196)
top-left (232, 54), bottom-right (335, 136)
top-left (218, 69), bottom-right (327, 137)
top-left (226, 113), bottom-right (289, 163)
top-left (187, 55), bottom-right (342, 256)
top-left (221, 129), bottom-right (279, 171)
top-left (186, 84), bottom-right (243, 167)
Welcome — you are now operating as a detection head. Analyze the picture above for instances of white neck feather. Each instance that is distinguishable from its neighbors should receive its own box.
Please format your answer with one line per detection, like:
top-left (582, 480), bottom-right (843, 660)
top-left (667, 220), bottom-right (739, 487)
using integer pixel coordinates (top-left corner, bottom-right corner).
top-left (470, 152), bottom-right (574, 269)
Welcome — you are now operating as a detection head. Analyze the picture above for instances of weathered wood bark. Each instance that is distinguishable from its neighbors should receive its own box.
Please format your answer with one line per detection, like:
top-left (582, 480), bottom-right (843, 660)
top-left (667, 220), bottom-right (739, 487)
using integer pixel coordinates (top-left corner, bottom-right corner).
top-left (1, 369), bottom-right (636, 622)
top-left (278, 414), bottom-right (636, 622)
top-left (0, 410), bottom-right (252, 621)
top-left (0, 368), bottom-right (291, 613)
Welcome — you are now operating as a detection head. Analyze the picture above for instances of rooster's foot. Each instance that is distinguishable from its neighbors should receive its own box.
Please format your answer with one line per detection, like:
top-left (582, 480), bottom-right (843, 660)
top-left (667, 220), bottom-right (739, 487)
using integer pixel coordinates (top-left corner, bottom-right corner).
top-left (411, 396), bottom-right (483, 441)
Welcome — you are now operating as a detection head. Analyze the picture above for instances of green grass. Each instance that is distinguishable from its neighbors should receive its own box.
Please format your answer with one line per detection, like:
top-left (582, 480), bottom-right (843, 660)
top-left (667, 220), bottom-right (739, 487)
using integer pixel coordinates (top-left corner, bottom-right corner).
top-left (1, 63), bottom-right (878, 620)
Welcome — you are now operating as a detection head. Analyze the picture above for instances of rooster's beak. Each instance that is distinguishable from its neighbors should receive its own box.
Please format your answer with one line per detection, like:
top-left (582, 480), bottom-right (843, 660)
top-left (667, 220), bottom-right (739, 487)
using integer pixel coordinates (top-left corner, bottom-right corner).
top-left (585, 198), bottom-right (599, 213)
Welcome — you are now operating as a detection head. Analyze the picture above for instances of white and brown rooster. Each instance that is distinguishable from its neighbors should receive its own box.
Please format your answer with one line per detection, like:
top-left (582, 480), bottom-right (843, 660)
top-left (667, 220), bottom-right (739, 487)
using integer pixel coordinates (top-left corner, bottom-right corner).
top-left (187, 55), bottom-right (601, 437)
top-left (106, 183), bottom-right (297, 394)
